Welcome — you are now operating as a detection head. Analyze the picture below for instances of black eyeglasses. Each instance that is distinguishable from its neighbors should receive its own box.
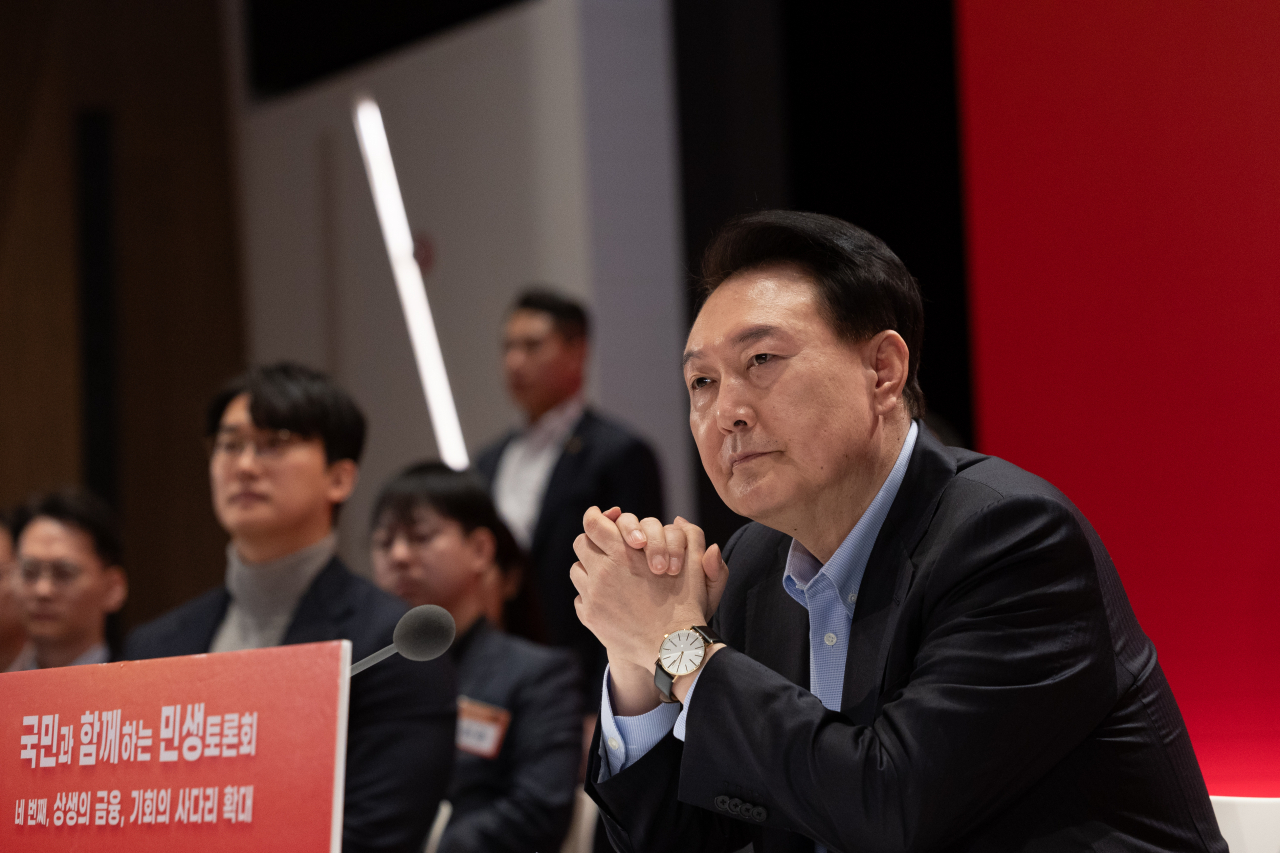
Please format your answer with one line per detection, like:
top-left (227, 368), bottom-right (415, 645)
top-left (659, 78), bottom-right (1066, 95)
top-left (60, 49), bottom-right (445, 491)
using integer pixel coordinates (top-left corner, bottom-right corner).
top-left (18, 559), bottom-right (85, 587)
top-left (209, 429), bottom-right (304, 461)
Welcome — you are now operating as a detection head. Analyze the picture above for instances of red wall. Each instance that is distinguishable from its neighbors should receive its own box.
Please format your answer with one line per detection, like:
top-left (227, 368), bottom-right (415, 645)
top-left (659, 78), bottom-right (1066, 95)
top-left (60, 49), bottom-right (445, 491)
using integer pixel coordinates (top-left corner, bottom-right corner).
top-left (956, 1), bottom-right (1280, 796)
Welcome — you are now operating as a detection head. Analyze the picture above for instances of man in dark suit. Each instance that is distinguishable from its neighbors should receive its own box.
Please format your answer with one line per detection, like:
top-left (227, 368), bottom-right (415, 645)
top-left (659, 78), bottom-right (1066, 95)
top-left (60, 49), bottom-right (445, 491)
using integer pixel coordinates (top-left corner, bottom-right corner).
top-left (370, 462), bottom-right (583, 853)
top-left (476, 289), bottom-right (663, 700)
top-left (570, 212), bottom-right (1226, 852)
top-left (125, 363), bottom-right (457, 853)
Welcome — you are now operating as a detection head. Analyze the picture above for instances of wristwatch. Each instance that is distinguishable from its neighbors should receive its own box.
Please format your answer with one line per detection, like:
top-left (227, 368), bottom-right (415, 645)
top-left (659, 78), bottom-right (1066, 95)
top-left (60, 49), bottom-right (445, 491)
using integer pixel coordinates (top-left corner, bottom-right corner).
top-left (654, 625), bottom-right (722, 703)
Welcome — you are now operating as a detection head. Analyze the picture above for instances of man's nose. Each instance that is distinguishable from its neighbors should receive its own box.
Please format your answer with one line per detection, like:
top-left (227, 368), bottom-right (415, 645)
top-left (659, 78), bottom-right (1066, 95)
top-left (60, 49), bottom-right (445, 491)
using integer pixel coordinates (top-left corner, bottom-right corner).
top-left (715, 377), bottom-right (757, 432)
top-left (389, 535), bottom-right (413, 563)
top-left (232, 444), bottom-right (263, 473)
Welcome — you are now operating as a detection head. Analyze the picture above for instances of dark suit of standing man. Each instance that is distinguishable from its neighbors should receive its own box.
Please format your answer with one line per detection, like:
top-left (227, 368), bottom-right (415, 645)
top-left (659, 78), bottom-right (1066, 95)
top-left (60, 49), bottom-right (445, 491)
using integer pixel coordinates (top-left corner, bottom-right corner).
top-left (125, 363), bottom-right (457, 853)
top-left (476, 290), bottom-right (663, 701)
top-left (570, 212), bottom-right (1225, 853)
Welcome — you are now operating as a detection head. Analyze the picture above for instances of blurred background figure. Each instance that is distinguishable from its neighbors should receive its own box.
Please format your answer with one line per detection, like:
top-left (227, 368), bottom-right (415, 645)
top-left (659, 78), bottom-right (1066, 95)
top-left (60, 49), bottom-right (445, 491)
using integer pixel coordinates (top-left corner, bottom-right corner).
top-left (0, 509), bottom-right (29, 672)
top-left (9, 489), bottom-right (127, 670)
top-left (477, 289), bottom-right (664, 705)
top-left (371, 461), bottom-right (582, 853)
top-left (124, 362), bottom-right (456, 853)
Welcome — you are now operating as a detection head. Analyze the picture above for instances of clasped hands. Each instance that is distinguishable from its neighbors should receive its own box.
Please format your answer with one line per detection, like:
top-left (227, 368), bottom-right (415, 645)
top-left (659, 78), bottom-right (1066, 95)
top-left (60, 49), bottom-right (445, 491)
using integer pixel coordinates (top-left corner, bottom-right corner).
top-left (571, 507), bottom-right (729, 713)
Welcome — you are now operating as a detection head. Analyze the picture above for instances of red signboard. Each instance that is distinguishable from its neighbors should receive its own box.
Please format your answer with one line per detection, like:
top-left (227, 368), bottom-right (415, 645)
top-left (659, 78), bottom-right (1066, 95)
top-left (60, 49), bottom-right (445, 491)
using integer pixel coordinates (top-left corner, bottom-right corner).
top-left (1, 641), bottom-right (351, 852)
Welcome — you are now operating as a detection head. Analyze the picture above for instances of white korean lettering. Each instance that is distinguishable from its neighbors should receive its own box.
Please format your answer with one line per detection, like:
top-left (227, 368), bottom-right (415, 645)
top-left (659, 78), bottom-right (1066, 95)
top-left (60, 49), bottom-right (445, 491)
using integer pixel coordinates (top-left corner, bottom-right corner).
top-left (221, 713), bottom-right (239, 756)
top-left (181, 704), bottom-right (204, 761)
top-left (239, 712), bottom-right (257, 756)
top-left (39, 714), bottom-right (58, 767)
top-left (203, 714), bottom-right (221, 758)
top-left (159, 706), bottom-right (179, 762)
top-left (78, 711), bottom-right (100, 766)
top-left (99, 710), bottom-right (121, 764)
top-left (236, 786), bottom-right (254, 823)
top-left (20, 716), bottom-right (38, 768)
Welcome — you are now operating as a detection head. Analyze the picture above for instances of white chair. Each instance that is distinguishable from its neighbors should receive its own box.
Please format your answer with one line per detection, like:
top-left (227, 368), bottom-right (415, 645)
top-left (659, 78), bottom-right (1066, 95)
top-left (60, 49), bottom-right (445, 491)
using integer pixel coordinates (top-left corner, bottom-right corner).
top-left (423, 799), bottom-right (452, 853)
top-left (559, 786), bottom-right (600, 853)
top-left (1211, 796), bottom-right (1280, 853)
top-left (423, 789), bottom-right (597, 853)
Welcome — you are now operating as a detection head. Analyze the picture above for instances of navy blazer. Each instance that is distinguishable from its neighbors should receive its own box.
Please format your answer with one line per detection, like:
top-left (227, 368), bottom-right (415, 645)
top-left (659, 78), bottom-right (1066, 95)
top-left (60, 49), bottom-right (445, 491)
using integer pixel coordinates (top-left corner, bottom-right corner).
top-left (477, 408), bottom-right (663, 698)
top-left (440, 619), bottom-right (583, 853)
top-left (586, 425), bottom-right (1226, 853)
top-left (124, 557), bottom-right (458, 853)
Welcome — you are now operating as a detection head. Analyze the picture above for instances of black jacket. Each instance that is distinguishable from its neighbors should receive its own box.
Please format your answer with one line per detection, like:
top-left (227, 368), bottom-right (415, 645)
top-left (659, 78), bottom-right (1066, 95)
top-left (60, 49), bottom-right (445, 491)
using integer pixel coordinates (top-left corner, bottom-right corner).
top-left (440, 619), bottom-right (583, 853)
top-left (586, 425), bottom-right (1225, 853)
top-left (124, 556), bottom-right (457, 853)
top-left (477, 408), bottom-right (664, 698)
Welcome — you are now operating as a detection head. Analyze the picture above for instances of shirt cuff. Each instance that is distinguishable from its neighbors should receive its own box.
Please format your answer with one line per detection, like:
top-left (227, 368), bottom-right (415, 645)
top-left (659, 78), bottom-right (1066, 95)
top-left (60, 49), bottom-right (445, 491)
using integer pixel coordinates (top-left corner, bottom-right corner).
top-left (671, 665), bottom-right (704, 741)
top-left (597, 663), bottom-right (680, 781)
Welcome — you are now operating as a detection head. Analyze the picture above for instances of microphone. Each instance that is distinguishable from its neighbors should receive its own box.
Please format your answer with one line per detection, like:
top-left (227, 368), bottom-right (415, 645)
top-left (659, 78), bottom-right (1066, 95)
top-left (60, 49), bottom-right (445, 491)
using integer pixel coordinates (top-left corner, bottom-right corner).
top-left (350, 605), bottom-right (456, 676)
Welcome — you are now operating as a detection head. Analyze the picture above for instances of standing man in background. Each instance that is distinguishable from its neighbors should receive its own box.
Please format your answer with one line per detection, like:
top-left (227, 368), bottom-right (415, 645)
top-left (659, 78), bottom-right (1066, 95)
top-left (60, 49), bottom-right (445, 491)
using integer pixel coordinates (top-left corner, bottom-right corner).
top-left (125, 362), bottom-right (457, 853)
top-left (0, 510), bottom-right (27, 672)
top-left (8, 489), bottom-right (127, 670)
top-left (477, 289), bottom-right (664, 702)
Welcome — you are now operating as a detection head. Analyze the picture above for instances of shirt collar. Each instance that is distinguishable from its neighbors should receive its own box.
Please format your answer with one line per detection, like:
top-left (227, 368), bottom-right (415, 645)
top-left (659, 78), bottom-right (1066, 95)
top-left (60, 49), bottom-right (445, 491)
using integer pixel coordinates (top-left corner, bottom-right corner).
top-left (520, 393), bottom-right (585, 449)
top-left (225, 532), bottom-right (336, 623)
top-left (8, 641), bottom-right (109, 671)
top-left (783, 421), bottom-right (919, 616)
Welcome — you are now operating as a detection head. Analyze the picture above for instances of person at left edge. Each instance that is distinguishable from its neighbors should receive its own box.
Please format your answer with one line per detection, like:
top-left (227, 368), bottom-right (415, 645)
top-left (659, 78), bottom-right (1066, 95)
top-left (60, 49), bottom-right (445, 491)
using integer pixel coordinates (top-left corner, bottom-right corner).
top-left (8, 489), bottom-right (127, 670)
top-left (124, 362), bottom-right (457, 853)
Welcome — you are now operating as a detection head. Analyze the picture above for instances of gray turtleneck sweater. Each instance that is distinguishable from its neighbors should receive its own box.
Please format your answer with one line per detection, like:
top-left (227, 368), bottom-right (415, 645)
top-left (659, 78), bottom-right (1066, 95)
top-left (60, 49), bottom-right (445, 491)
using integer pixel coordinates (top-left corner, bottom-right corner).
top-left (209, 533), bottom-right (337, 653)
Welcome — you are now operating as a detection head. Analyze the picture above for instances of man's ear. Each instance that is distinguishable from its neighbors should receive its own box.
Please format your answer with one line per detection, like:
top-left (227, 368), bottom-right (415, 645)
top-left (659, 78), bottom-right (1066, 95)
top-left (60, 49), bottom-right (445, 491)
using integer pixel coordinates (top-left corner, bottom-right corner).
top-left (326, 459), bottom-right (359, 505)
top-left (466, 527), bottom-right (497, 573)
top-left (869, 330), bottom-right (910, 416)
top-left (102, 566), bottom-right (128, 615)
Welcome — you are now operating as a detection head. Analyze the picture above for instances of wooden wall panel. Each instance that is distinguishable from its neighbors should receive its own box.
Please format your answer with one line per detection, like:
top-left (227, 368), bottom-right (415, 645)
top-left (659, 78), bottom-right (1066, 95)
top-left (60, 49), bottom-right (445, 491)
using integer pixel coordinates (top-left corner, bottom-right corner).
top-left (0, 0), bottom-right (244, 628)
top-left (0, 6), bottom-right (81, 509)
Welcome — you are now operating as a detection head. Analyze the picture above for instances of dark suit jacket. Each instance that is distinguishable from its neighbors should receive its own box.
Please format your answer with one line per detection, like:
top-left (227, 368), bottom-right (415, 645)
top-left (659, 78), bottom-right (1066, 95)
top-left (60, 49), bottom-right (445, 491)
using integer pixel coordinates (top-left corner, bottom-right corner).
top-left (586, 425), bottom-right (1226, 853)
top-left (440, 619), bottom-right (583, 853)
top-left (477, 408), bottom-right (664, 698)
top-left (124, 557), bottom-right (458, 853)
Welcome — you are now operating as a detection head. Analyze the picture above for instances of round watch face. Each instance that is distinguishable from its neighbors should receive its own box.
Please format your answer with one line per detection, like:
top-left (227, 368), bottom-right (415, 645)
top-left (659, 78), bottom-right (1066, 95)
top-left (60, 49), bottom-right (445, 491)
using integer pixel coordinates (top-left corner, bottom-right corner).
top-left (658, 629), bottom-right (705, 676)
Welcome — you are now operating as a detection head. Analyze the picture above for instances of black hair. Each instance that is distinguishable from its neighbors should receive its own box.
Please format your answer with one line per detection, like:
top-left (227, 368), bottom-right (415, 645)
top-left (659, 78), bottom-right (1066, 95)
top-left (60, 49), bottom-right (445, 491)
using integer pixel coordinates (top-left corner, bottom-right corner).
top-left (512, 288), bottom-right (590, 342)
top-left (205, 362), bottom-right (367, 464)
top-left (370, 462), bottom-right (544, 641)
top-left (14, 488), bottom-right (126, 656)
top-left (14, 488), bottom-right (123, 568)
top-left (370, 462), bottom-right (526, 578)
top-left (701, 210), bottom-right (926, 418)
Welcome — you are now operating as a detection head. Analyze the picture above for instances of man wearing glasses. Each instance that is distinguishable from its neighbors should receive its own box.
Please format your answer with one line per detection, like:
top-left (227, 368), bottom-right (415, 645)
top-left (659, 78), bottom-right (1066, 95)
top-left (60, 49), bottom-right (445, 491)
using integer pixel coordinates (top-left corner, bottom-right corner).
top-left (125, 362), bottom-right (457, 853)
top-left (8, 489), bottom-right (127, 670)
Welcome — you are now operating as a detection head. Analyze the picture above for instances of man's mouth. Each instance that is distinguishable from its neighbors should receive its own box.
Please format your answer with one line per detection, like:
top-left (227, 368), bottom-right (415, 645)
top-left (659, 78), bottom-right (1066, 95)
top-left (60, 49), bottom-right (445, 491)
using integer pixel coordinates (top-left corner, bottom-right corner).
top-left (728, 450), bottom-right (773, 470)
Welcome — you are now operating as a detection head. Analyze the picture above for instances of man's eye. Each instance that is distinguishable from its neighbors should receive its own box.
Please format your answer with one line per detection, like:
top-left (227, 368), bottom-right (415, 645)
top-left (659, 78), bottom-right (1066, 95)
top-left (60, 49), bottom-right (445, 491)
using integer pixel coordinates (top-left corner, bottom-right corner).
top-left (751, 353), bottom-right (772, 366)
top-left (690, 377), bottom-right (711, 390)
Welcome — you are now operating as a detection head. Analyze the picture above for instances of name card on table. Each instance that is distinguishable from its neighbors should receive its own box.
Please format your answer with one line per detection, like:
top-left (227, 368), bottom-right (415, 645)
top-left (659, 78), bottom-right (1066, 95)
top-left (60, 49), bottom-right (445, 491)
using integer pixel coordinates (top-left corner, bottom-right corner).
top-left (1, 640), bottom-right (351, 853)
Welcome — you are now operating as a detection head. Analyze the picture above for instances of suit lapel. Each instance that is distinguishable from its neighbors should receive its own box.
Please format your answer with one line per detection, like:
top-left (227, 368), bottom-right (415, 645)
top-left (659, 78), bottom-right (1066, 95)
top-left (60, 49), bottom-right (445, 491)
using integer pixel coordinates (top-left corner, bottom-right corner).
top-left (529, 411), bottom-right (592, 558)
top-left (281, 558), bottom-right (355, 645)
top-left (744, 535), bottom-right (809, 688)
top-left (179, 590), bottom-right (231, 656)
top-left (840, 424), bottom-right (958, 718)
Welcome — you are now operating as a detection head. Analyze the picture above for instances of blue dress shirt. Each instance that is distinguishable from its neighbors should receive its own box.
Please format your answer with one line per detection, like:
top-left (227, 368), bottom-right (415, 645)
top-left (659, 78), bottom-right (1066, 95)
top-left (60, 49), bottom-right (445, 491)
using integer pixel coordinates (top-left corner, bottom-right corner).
top-left (598, 421), bottom-right (920, 803)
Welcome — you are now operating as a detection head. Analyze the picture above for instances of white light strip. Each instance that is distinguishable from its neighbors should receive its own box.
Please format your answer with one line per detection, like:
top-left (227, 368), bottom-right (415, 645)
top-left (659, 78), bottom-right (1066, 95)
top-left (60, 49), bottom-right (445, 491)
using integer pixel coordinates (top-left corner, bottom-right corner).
top-left (353, 95), bottom-right (469, 471)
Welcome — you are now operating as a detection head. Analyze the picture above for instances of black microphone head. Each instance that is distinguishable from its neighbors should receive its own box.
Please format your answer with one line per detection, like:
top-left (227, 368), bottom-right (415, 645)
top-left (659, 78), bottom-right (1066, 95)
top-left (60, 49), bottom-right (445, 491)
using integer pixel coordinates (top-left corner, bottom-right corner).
top-left (393, 605), bottom-right (456, 662)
